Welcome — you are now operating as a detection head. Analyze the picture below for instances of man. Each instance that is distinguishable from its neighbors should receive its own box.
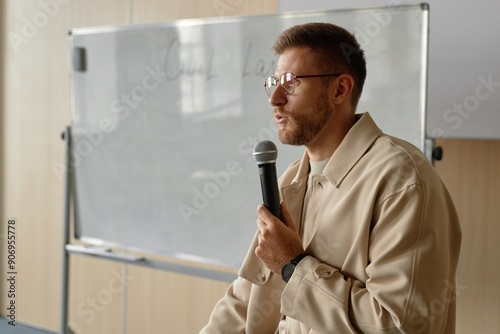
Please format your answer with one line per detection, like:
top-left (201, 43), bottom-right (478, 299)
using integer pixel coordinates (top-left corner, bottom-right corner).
top-left (201, 22), bottom-right (461, 333)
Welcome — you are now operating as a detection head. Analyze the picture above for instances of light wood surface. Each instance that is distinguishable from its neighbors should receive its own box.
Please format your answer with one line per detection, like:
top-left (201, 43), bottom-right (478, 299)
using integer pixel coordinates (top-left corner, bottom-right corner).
top-left (67, 256), bottom-right (125, 334)
top-left (125, 263), bottom-right (232, 333)
top-left (131, 0), bottom-right (278, 23)
top-left (435, 139), bottom-right (500, 333)
top-left (1, 0), bottom-right (129, 330)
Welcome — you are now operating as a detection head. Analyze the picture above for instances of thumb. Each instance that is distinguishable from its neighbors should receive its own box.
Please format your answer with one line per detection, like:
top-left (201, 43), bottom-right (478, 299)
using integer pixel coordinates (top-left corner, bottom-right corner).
top-left (280, 201), bottom-right (297, 232)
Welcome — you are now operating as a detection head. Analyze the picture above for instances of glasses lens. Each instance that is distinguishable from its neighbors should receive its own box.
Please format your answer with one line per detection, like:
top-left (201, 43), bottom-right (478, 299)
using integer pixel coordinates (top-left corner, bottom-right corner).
top-left (280, 72), bottom-right (295, 94)
top-left (264, 77), bottom-right (277, 96)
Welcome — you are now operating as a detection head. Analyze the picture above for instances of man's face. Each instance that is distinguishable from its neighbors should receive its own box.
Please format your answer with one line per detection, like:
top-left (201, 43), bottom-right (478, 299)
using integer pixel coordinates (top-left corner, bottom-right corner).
top-left (269, 47), bottom-right (335, 146)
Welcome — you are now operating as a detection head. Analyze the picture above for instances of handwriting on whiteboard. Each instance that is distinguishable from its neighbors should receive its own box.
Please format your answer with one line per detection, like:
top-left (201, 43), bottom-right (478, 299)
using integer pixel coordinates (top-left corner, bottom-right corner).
top-left (161, 37), bottom-right (276, 81)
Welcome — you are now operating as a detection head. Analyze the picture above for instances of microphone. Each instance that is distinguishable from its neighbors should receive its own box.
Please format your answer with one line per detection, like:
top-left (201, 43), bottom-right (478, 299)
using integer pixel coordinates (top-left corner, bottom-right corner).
top-left (253, 140), bottom-right (282, 220)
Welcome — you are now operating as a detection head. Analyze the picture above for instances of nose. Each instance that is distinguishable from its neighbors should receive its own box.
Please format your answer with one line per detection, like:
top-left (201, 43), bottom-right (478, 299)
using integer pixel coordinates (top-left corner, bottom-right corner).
top-left (268, 86), bottom-right (287, 107)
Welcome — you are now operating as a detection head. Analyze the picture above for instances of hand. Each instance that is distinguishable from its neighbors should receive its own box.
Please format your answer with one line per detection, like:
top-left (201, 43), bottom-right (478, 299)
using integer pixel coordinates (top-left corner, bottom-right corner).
top-left (255, 201), bottom-right (304, 274)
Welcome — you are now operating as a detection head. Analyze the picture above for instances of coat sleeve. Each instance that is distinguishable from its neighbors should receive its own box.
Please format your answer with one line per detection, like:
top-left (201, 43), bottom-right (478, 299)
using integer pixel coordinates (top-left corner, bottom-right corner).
top-left (280, 183), bottom-right (461, 333)
top-left (199, 276), bottom-right (251, 334)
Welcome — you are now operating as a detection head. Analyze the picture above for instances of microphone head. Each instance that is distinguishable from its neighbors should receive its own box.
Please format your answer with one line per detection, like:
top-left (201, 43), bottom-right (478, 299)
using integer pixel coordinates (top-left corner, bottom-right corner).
top-left (253, 140), bottom-right (278, 165)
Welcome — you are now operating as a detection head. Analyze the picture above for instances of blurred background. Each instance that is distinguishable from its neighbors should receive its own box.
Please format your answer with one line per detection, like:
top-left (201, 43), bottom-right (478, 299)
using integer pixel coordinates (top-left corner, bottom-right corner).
top-left (1, 0), bottom-right (499, 333)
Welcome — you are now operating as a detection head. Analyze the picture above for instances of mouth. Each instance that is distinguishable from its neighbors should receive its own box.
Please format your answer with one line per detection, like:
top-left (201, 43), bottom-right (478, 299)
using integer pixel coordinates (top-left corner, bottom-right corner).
top-left (274, 111), bottom-right (288, 124)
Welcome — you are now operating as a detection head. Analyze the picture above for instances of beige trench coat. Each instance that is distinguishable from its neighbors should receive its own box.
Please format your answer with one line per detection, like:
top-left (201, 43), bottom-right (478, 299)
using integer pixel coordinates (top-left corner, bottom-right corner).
top-left (201, 113), bottom-right (462, 333)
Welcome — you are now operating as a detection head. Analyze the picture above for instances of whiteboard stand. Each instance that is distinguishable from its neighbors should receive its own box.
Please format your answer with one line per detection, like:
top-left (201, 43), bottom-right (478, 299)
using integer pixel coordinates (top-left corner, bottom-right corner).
top-left (59, 126), bottom-right (236, 333)
top-left (60, 126), bottom-right (73, 334)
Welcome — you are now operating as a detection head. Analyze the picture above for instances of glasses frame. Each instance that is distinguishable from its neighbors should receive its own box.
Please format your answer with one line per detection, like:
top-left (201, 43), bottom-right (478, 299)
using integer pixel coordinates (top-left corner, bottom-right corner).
top-left (264, 72), bottom-right (341, 97)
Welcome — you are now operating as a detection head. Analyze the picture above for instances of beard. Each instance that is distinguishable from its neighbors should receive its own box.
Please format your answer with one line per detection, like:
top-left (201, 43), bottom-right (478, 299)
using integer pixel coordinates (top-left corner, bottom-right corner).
top-left (277, 90), bottom-right (333, 146)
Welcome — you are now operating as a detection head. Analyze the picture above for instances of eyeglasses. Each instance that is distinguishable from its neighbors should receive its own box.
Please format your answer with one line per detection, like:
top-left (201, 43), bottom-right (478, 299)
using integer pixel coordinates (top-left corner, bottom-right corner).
top-left (264, 72), bottom-right (341, 97)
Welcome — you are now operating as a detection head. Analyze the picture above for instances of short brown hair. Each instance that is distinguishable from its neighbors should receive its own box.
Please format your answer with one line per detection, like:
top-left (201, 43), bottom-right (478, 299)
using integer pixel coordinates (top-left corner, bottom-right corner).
top-left (272, 22), bottom-right (366, 109)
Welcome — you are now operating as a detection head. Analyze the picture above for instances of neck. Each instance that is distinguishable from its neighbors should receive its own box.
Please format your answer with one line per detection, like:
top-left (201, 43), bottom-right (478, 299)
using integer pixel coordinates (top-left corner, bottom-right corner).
top-left (306, 111), bottom-right (356, 161)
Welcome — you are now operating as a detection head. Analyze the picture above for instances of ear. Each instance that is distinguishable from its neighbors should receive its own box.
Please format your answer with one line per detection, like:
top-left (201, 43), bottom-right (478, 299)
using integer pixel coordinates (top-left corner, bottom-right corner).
top-left (331, 74), bottom-right (355, 105)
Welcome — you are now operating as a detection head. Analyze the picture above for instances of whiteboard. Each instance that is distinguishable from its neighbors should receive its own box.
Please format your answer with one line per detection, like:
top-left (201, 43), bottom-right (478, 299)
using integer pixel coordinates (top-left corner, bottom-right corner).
top-left (69, 4), bottom-right (429, 269)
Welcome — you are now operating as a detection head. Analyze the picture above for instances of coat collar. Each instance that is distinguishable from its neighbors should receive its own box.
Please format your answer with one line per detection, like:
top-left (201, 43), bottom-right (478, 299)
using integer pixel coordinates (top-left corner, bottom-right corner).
top-left (290, 112), bottom-right (382, 188)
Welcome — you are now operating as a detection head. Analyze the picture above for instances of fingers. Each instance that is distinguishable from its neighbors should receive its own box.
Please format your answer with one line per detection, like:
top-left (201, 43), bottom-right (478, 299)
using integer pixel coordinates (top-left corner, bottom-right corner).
top-left (256, 204), bottom-right (272, 220)
top-left (257, 203), bottom-right (284, 225)
top-left (255, 201), bottom-right (303, 274)
top-left (257, 202), bottom-right (298, 233)
top-left (256, 216), bottom-right (271, 257)
top-left (256, 216), bottom-right (265, 235)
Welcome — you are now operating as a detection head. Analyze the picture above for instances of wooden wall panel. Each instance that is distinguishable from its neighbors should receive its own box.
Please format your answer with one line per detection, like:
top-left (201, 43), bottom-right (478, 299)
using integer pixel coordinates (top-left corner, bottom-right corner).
top-left (1, 0), bottom-right (71, 328)
top-left (1, 0), bottom-right (129, 330)
top-left (435, 139), bottom-right (500, 333)
top-left (67, 256), bottom-right (125, 334)
top-left (132, 0), bottom-right (278, 23)
top-left (126, 263), bottom-right (233, 333)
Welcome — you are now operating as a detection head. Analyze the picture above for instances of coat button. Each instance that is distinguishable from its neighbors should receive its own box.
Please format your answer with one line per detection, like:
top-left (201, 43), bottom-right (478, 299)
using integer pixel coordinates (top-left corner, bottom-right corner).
top-left (256, 272), bottom-right (266, 283)
top-left (314, 264), bottom-right (335, 278)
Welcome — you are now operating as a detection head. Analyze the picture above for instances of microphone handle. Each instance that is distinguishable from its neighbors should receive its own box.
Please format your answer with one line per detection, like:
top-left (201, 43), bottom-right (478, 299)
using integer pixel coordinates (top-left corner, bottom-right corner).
top-left (258, 163), bottom-right (282, 220)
